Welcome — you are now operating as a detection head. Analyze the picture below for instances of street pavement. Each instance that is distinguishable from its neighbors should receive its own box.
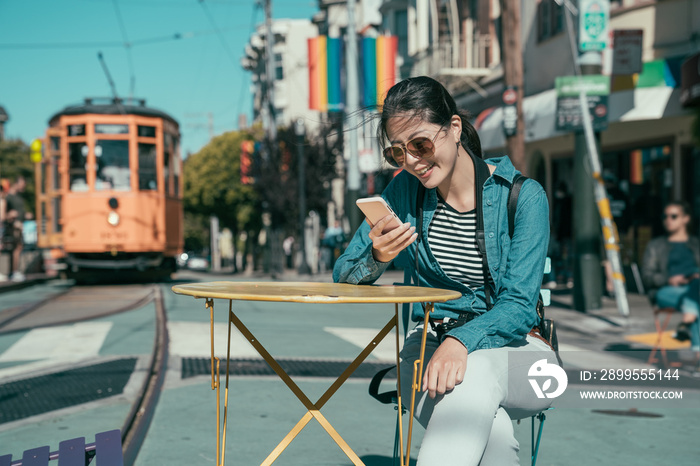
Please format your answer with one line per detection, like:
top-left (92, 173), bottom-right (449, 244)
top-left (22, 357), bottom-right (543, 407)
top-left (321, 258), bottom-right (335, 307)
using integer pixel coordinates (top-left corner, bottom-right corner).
top-left (1, 269), bottom-right (699, 465)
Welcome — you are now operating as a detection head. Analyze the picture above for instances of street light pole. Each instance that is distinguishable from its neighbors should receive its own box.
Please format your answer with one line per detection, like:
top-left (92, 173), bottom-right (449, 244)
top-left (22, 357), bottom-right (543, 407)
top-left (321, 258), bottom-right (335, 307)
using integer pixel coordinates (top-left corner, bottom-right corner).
top-left (345, 0), bottom-right (361, 233)
top-left (295, 118), bottom-right (311, 275)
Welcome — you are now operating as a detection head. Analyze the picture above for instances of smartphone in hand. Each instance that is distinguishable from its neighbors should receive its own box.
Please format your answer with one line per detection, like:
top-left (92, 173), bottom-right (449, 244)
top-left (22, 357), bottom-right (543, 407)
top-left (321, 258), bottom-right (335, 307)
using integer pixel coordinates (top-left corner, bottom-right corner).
top-left (356, 197), bottom-right (403, 234)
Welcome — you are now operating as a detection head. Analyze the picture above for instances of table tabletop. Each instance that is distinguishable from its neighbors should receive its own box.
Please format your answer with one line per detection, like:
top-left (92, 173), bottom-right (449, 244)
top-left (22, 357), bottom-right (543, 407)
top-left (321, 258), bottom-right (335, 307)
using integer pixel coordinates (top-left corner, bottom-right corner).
top-left (171, 281), bottom-right (462, 304)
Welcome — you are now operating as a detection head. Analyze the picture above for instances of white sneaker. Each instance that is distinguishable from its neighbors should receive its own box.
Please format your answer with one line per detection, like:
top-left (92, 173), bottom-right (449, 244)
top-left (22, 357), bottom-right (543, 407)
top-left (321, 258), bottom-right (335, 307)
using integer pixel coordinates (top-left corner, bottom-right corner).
top-left (0, 273), bottom-right (7, 282)
top-left (10, 272), bottom-right (25, 282)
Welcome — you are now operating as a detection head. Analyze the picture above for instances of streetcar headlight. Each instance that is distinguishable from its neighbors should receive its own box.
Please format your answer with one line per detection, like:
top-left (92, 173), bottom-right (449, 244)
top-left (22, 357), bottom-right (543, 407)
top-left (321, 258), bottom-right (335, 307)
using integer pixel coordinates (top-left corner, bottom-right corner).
top-left (107, 211), bottom-right (120, 226)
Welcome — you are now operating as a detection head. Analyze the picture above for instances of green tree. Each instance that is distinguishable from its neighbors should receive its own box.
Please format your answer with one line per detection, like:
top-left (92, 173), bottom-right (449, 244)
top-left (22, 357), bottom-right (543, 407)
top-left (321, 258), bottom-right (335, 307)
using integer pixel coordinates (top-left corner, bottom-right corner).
top-left (257, 125), bottom-right (337, 233)
top-left (0, 138), bottom-right (35, 215)
top-left (182, 129), bottom-right (262, 255)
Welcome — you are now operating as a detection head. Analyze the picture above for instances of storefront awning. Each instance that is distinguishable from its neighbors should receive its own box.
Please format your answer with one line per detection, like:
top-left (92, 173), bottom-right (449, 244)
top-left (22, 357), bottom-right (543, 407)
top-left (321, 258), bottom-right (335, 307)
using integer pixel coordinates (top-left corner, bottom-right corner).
top-left (476, 86), bottom-right (688, 151)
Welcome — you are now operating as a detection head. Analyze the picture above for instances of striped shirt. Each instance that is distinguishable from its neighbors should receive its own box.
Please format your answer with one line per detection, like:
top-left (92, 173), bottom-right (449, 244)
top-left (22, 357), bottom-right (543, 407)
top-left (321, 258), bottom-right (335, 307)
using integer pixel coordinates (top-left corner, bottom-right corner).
top-left (428, 196), bottom-right (490, 288)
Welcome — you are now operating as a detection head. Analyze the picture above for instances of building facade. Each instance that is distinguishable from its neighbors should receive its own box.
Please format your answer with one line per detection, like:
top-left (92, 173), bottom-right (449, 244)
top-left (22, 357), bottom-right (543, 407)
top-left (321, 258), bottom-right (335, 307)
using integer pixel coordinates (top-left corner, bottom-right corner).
top-left (378, 0), bottom-right (699, 265)
top-left (243, 0), bottom-right (700, 265)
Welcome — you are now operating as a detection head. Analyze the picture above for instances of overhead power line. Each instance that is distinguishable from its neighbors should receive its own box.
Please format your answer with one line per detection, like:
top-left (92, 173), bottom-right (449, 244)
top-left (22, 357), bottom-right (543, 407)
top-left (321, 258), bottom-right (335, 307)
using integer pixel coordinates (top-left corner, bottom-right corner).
top-left (112, 0), bottom-right (136, 98)
top-left (0, 27), bottom-right (243, 50)
top-left (198, 0), bottom-right (241, 69)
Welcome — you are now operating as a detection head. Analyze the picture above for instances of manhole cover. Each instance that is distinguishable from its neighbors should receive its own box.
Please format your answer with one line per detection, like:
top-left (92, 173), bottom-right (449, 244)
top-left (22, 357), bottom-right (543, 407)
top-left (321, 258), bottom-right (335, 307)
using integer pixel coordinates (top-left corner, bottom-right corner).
top-left (592, 409), bottom-right (663, 418)
top-left (0, 358), bottom-right (137, 424)
top-left (182, 357), bottom-right (396, 380)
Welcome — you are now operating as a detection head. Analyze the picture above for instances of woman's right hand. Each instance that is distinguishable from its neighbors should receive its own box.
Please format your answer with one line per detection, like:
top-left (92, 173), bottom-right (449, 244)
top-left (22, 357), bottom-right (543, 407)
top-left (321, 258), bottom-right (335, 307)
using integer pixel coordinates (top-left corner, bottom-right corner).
top-left (368, 215), bottom-right (417, 262)
top-left (668, 274), bottom-right (688, 287)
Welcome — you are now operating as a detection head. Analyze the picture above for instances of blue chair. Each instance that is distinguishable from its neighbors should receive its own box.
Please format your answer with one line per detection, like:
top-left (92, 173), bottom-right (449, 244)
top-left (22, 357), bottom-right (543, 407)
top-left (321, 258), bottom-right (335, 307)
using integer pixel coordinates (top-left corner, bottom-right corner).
top-left (0, 430), bottom-right (123, 466)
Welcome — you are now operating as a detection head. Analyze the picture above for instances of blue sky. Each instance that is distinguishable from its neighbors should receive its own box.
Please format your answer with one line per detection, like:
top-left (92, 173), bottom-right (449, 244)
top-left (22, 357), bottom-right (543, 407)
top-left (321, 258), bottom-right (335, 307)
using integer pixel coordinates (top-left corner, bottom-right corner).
top-left (0, 0), bottom-right (317, 156)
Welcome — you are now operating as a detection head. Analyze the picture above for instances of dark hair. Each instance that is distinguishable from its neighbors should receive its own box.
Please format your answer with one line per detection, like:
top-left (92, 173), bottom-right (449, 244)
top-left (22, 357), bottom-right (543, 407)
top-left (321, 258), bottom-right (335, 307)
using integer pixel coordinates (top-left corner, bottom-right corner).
top-left (665, 200), bottom-right (693, 233)
top-left (665, 200), bottom-right (691, 216)
top-left (378, 76), bottom-right (482, 158)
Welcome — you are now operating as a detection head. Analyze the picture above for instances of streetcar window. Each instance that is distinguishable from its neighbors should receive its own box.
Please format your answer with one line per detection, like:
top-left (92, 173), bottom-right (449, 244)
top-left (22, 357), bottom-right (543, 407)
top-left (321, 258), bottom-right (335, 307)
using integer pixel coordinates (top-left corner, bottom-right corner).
top-left (68, 124), bottom-right (85, 137)
top-left (40, 162), bottom-right (47, 195)
top-left (40, 201), bottom-right (47, 235)
top-left (164, 148), bottom-right (171, 195)
top-left (69, 142), bottom-right (87, 191)
top-left (95, 124), bottom-right (129, 135)
top-left (173, 145), bottom-right (181, 197)
top-left (52, 156), bottom-right (60, 190)
top-left (50, 136), bottom-right (60, 151)
top-left (53, 196), bottom-right (62, 233)
top-left (138, 125), bottom-right (156, 138)
top-left (138, 143), bottom-right (157, 190)
top-left (95, 140), bottom-right (130, 191)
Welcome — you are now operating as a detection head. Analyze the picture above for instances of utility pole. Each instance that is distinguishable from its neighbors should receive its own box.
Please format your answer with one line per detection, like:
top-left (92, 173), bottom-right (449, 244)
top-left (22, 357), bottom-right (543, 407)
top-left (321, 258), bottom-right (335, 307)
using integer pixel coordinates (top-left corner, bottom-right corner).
top-left (185, 112), bottom-right (214, 139)
top-left (295, 119), bottom-right (311, 275)
top-left (499, 0), bottom-right (525, 172)
top-left (561, 0), bottom-right (606, 313)
top-left (345, 0), bottom-right (361, 232)
top-left (262, 0), bottom-right (279, 275)
top-left (263, 0), bottom-right (277, 159)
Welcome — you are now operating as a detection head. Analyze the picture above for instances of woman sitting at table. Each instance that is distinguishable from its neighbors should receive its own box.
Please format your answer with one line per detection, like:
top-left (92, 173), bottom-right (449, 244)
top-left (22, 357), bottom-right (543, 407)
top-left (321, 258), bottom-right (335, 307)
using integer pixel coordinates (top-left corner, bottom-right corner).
top-left (333, 76), bottom-right (557, 465)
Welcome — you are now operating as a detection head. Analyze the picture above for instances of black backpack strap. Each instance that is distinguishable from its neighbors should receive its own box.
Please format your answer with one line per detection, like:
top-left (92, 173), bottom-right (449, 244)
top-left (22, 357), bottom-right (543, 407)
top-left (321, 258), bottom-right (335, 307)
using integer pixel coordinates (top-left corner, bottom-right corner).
top-left (508, 174), bottom-right (526, 238)
top-left (468, 150), bottom-right (494, 309)
top-left (368, 365), bottom-right (397, 404)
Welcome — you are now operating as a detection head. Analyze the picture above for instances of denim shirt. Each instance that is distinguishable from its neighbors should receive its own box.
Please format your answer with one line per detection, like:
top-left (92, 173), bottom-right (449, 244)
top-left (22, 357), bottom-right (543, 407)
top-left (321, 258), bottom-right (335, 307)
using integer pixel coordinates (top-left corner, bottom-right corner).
top-left (333, 156), bottom-right (550, 352)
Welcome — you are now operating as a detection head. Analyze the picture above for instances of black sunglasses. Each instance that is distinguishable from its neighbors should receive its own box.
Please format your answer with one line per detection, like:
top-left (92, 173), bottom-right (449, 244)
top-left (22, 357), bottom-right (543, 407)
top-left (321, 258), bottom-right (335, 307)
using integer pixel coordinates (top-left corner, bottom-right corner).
top-left (383, 127), bottom-right (445, 168)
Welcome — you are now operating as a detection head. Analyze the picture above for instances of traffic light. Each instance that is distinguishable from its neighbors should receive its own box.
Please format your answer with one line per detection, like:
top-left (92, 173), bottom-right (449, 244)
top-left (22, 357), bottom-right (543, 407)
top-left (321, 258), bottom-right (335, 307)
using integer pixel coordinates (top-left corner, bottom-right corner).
top-left (30, 138), bottom-right (42, 163)
top-left (240, 140), bottom-right (255, 184)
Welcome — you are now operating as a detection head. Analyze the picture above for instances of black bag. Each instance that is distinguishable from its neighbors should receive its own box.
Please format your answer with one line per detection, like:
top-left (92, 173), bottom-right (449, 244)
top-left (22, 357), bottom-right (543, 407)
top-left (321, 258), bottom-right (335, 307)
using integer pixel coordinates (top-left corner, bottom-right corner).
top-left (508, 173), bottom-right (559, 355)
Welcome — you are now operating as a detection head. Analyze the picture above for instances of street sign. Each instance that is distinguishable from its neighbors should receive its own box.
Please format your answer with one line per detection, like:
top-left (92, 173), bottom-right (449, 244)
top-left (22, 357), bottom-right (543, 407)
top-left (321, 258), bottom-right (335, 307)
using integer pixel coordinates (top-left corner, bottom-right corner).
top-left (579, 0), bottom-right (610, 52)
top-left (555, 75), bottom-right (610, 132)
top-left (501, 86), bottom-right (518, 137)
top-left (680, 52), bottom-right (700, 107)
top-left (612, 29), bottom-right (643, 75)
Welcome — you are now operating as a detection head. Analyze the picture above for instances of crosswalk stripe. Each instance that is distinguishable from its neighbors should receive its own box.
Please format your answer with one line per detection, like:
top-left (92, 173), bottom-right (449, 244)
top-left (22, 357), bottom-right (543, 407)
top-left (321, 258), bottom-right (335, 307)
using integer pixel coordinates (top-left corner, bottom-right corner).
top-left (0, 322), bottom-right (112, 362)
top-left (167, 321), bottom-right (260, 359)
top-left (324, 327), bottom-right (400, 362)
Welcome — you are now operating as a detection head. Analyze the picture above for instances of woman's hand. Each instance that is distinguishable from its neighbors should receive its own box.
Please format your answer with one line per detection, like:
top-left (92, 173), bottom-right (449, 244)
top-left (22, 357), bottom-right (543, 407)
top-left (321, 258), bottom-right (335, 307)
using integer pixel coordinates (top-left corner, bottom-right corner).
top-left (368, 215), bottom-right (417, 262)
top-left (668, 274), bottom-right (689, 287)
top-left (422, 337), bottom-right (468, 399)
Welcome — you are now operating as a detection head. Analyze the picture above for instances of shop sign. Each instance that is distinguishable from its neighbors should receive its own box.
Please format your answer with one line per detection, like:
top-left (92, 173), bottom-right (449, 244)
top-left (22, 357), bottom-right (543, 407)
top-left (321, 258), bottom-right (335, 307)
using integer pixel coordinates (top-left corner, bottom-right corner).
top-left (680, 52), bottom-right (700, 108)
top-left (555, 75), bottom-right (610, 132)
top-left (502, 86), bottom-right (518, 138)
top-left (612, 29), bottom-right (643, 75)
top-left (579, 0), bottom-right (609, 52)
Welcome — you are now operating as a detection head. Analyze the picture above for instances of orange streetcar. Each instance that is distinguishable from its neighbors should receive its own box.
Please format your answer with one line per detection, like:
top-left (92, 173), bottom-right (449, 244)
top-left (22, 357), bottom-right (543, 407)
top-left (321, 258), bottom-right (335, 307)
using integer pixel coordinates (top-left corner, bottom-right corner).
top-left (35, 98), bottom-right (183, 280)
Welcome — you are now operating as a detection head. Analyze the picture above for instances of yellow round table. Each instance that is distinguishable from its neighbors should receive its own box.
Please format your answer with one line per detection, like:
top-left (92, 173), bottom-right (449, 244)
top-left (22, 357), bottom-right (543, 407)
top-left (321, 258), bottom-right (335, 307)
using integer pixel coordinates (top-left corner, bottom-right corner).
top-left (172, 281), bottom-right (461, 466)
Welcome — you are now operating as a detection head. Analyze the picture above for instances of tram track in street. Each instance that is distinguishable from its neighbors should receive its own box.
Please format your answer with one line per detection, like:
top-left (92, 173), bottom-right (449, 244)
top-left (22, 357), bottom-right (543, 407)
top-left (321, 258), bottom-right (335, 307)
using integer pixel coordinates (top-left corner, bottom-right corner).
top-left (0, 281), bottom-right (170, 463)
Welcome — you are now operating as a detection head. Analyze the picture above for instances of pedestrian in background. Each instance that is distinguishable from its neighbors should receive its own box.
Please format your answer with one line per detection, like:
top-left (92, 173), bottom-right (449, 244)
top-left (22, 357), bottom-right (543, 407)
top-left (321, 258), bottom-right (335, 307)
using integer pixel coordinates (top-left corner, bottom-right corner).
top-left (0, 178), bottom-right (9, 281)
top-left (334, 76), bottom-right (556, 465)
top-left (642, 201), bottom-right (700, 368)
top-left (4, 176), bottom-right (26, 282)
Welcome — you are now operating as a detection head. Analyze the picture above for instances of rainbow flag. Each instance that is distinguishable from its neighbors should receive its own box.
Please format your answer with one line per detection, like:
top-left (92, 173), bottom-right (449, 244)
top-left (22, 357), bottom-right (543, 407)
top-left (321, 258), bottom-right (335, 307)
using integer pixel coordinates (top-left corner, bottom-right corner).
top-left (308, 36), bottom-right (343, 112)
top-left (361, 35), bottom-right (398, 108)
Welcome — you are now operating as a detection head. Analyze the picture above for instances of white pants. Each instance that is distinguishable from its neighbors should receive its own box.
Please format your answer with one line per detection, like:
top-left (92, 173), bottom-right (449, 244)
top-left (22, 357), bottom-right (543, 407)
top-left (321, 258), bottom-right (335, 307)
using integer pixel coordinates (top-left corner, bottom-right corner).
top-left (399, 325), bottom-right (556, 466)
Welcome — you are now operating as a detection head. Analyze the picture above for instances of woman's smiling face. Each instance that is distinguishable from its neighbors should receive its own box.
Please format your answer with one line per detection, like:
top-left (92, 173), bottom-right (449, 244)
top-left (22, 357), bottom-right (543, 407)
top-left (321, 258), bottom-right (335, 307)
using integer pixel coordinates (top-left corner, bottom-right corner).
top-left (385, 115), bottom-right (461, 190)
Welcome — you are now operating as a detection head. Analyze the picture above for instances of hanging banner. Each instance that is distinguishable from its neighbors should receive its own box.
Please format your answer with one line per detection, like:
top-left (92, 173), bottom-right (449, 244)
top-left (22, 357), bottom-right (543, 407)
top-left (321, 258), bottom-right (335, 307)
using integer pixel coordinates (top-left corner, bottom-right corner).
top-left (307, 36), bottom-right (344, 112)
top-left (361, 35), bottom-right (398, 108)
